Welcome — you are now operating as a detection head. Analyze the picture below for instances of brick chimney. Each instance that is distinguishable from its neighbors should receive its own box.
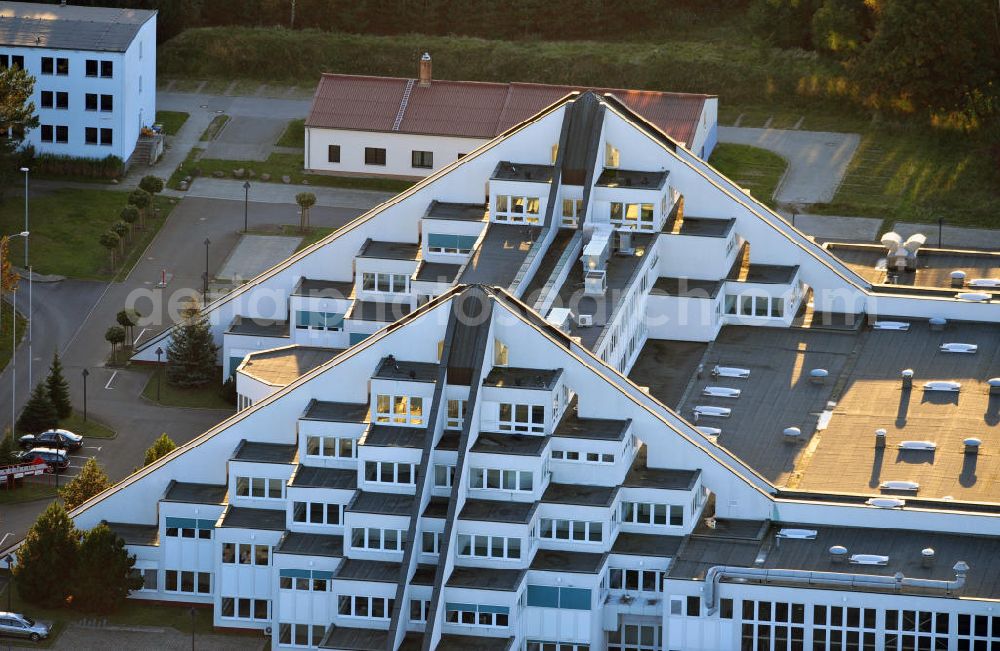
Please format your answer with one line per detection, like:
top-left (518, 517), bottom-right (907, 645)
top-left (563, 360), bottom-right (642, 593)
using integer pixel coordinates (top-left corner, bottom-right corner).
top-left (418, 52), bottom-right (432, 87)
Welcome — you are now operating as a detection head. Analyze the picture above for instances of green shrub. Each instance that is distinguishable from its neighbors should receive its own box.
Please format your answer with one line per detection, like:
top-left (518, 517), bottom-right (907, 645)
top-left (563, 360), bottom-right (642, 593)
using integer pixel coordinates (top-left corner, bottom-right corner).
top-left (29, 153), bottom-right (124, 179)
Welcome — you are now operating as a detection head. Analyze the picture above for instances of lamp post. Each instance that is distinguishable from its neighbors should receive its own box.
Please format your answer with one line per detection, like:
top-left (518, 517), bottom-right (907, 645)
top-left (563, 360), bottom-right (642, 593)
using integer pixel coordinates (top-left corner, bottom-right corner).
top-left (155, 347), bottom-right (163, 401)
top-left (5, 232), bottom-right (29, 438)
top-left (937, 217), bottom-right (944, 248)
top-left (4, 552), bottom-right (12, 611)
top-left (81, 369), bottom-right (89, 422)
top-left (242, 181), bottom-right (251, 233)
top-left (203, 238), bottom-right (211, 298)
top-left (19, 168), bottom-right (28, 266)
top-left (19, 168), bottom-right (30, 392)
top-left (189, 606), bottom-right (196, 651)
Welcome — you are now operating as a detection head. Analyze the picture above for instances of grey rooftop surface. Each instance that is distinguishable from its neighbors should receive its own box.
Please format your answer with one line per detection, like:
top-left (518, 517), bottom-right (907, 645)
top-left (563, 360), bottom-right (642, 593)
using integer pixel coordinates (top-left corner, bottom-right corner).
top-left (739, 263), bottom-right (800, 284)
top-left (163, 481), bottom-right (228, 504)
top-left (361, 424), bottom-right (427, 448)
top-left (612, 532), bottom-right (685, 557)
top-left (651, 277), bottom-right (723, 299)
top-left (357, 238), bottom-right (421, 261)
top-left (483, 366), bottom-right (562, 390)
top-left (624, 450), bottom-right (700, 490)
top-left (436, 429), bottom-right (461, 451)
top-left (336, 558), bottom-right (400, 583)
top-left (104, 522), bottom-right (159, 546)
top-left (668, 518), bottom-right (769, 581)
top-left (233, 440), bottom-right (298, 464)
top-left (424, 201), bottom-right (488, 222)
top-left (291, 277), bottom-right (355, 298)
top-left (471, 431), bottom-right (549, 456)
top-left (301, 399), bottom-right (369, 423)
top-left (347, 299), bottom-right (412, 322)
top-left (530, 549), bottom-right (607, 574)
top-left (595, 168), bottom-right (668, 190)
top-left (670, 216), bottom-right (736, 238)
top-left (0, 2), bottom-right (154, 52)
top-left (240, 345), bottom-right (342, 387)
top-left (829, 243), bottom-right (1000, 291)
top-left (459, 223), bottom-right (540, 287)
top-left (460, 498), bottom-right (537, 524)
top-left (437, 635), bottom-right (513, 651)
top-left (226, 316), bottom-right (289, 338)
top-left (414, 261), bottom-right (461, 283)
top-left (373, 356), bottom-right (438, 382)
top-left (422, 496), bottom-right (449, 519)
top-left (291, 465), bottom-right (356, 490)
top-left (491, 161), bottom-right (556, 183)
top-left (319, 626), bottom-right (388, 651)
top-left (542, 482), bottom-right (618, 507)
top-left (219, 506), bottom-right (286, 531)
top-left (277, 531), bottom-right (343, 557)
top-left (628, 339), bottom-right (708, 410)
top-left (446, 566), bottom-right (525, 591)
top-left (554, 401), bottom-right (631, 441)
top-left (347, 491), bottom-right (413, 516)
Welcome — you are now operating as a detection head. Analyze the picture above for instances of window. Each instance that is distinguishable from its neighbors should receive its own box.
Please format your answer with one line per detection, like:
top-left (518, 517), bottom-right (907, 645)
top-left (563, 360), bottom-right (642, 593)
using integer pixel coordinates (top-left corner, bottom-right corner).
top-left (433, 464), bottom-right (454, 488)
top-left (364, 147), bottom-right (386, 166)
top-left (101, 60), bottom-right (113, 78)
top-left (361, 271), bottom-right (408, 294)
top-left (538, 518), bottom-right (603, 543)
top-left (365, 460), bottom-right (416, 485)
top-left (608, 623), bottom-right (659, 651)
top-left (457, 534), bottom-right (521, 560)
top-left (493, 194), bottom-right (541, 224)
top-left (427, 233), bottom-right (477, 255)
top-left (164, 569), bottom-right (211, 594)
top-left (253, 544), bottom-right (269, 565)
top-left (278, 623), bottom-right (326, 647)
top-left (100, 128), bottom-right (112, 146)
top-left (221, 597), bottom-right (269, 621)
top-left (445, 603), bottom-right (509, 628)
top-left (40, 91), bottom-right (54, 108)
top-left (351, 527), bottom-right (407, 551)
top-left (422, 531), bottom-right (442, 554)
top-left (561, 198), bottom-right (584, 226)
top-left (605, 143), bottom-right (620, 168)
top-left (887, 608), bottom-right (952, 651)
top-left (56, 58), bottom-right (68, 75)
top-left (608, 567), bottom-right (664, 593)
top-left (494, 339), bottom-right (509, 366)
top-left (469, 467), bottom-right (533, 492)
top-left (41, 57), bottom-right (53, 75)
top-left (411, 599), bottom-right (429, 623)
top-left (0, 55), bottom-right (7, 68)
top-left (235, 476), bottom-right (284, 500)
top-left (621, 501), bottom-right (683, 527)
top-left (338, 595), bottom-right (394, 619)
top-left (446, 400), bottom-right (467, 429)
top-left (86, 59), bottom-right (98, 77)
top-left (610, 202), bottom-right (655, 231)
top-left (739, 600), bottom-right (808, 651)
top-left (327, 144), bottom-right (340, 163)
top-left (526, 585), bottom-right (592, 610)
top-left (528, 643), bottom-right (589, 651)
top-left (279, 570), bottom-right (332, 593)
top-left (85, 126), bottom-right (99, 143)
top-left (56, 126), bottom-right (68, 143)
top-left (498, 402), bottom-right (544, 433)
top-left (374, 394), bottom-right (423, 425)
top-left (296, 310), bottom-right (344, 331)
top-left (551, 143), bottom-right (559, 163)
top-left (305, 435), bottom-right (356, 458)
top-left (130, 568), bottom-right (157, 591)
top-left (100, 94), bottom-right (112, 112)
top-left (40, 125), bottom-right (53, 142)
top-left (411, 150), bottom-right (433, 169)
top-left (85, 94), bottom-right (97, 111)
top-left (6, 55), bottom-right (24, 69)
top-left (551, 449), bottom-right (614, 464)
top-left (165, 517), bottom-right (213, 539)
top-left (293, 501), bottom-right (341, 525)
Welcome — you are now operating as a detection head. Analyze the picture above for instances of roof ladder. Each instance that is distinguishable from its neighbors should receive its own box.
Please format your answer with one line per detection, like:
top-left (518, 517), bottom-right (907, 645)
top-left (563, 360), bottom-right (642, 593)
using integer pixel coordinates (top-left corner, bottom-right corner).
top-left (392, 79), bottom-right (416, 132)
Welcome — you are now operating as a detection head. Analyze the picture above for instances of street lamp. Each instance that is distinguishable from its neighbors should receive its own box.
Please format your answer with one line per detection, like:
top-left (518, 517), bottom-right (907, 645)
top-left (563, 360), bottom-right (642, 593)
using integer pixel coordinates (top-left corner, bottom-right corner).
top-left (4, 552), bottom-right (12, 612)
top-left (19, 168), bottom-right (28, 266)
top-left (19, 169), bottom-right (31, 392)
top-left (189, 606), bottom-right (196, 651)
top-left (203, 238), bottom-right (211, 298)
top-left (81, 369), bottom-right (89, 422)
top-left (155, 347), bottom-right (163, 401)
top-left (937, 217), bottom-right (944, 248)
top-left (242, 181), bottom-right (251, 233)
top-left (4, 231), bottom-right (29, 437)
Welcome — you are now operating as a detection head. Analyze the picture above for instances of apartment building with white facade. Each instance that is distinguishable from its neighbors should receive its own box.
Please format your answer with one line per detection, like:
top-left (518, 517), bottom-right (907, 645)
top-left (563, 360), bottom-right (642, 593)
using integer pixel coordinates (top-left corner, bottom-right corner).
top-left (0, 2), bottom-right (156, 163)
top-left (303, 54), bottom-right (718, 180)
top-left (15, 90), bottom-right (1000, 650)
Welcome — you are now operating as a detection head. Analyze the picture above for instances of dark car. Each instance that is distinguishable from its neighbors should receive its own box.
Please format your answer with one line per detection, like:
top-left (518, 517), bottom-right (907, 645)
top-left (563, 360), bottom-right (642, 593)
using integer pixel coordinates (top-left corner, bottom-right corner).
top-left (17, 448), bottom-right (70, 472)
top-left (0, 612), bottom-right (51, 641)
top-left (18, 429), bottom-right (83, 451)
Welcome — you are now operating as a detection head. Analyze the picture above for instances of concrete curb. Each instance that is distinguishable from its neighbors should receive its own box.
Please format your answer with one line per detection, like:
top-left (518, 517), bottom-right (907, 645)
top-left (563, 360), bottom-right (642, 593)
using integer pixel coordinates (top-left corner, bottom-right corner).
top-left (14, 267), bottom-right (65, 283)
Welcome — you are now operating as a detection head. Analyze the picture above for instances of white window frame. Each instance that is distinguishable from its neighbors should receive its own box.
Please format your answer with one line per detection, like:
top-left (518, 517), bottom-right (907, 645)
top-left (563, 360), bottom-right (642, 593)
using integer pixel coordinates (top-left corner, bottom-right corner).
top-left (538, 518), bottom-right (603, 543)
top-left (375, 394), bottom-right (424, 425)
top-left (305, 435), bottom-right (356, 458)
top-left (351, 527), bottom-right (407, 551)
top-left (365, 460), bottom-right (416, 485)
top-left (456, 534), bottom-right (522, 560)
top-left (469, 467), bottom-right (533, 492)
top-left (498, 402), bottom-right (544, 434)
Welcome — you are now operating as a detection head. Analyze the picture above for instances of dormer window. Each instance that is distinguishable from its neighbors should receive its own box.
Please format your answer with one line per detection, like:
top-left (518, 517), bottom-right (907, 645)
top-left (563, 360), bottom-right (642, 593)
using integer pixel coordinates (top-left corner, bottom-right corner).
top-left (605, 143), bottom-right (620, 168)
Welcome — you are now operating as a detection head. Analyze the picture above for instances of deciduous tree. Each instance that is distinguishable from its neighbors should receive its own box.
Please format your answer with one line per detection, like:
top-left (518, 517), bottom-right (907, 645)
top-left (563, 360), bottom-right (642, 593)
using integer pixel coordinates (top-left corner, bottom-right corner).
top-left (296, 191), bottom-right (316, 232)
top-left (143, 433), bottom-right (177, 466)
top-left (0, 66), bottom-right (38, 201)
top-left (59, 457), bottom-right (111, 510)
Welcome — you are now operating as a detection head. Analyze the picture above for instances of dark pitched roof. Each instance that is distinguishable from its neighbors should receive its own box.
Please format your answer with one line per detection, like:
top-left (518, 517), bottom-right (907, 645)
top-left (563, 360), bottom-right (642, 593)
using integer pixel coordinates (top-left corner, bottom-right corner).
top-left (0, 2), bottom-right (154, 52)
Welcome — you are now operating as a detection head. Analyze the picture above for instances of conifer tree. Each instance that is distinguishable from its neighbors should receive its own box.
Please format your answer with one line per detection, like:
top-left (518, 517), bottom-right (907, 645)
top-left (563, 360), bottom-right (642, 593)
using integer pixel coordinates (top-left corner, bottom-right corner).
top-left (165, 310), bottom-right (219, 388)
top-left (72, 523), bottom-right (142, 613)
top-left (17, 382), bottom-right (58, 434)
top-left (14, 502), bottom-right (79, 607)
top-left (46, 352), bottom-right (72, 419)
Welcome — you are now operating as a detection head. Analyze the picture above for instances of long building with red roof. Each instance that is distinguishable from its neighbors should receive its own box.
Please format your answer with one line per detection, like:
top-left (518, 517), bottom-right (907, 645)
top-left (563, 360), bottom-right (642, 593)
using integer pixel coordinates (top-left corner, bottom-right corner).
top-left (304, 53), bottom-right (718, 178)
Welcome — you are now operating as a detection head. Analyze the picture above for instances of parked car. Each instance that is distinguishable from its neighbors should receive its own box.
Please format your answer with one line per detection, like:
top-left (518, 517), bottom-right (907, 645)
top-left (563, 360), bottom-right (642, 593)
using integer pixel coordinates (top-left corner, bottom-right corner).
top-left (17, 448), bottom-right (70, 472)
top-left (18, 429), bottom-right (82, 451)
top-left (0, 612), bottom-right (51, 641)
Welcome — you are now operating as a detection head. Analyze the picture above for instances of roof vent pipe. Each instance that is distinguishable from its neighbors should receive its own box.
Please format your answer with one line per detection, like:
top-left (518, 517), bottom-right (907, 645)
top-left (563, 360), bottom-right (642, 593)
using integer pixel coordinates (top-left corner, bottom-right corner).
top-left (874, 429), bottom-right (886, 450)
top-left (830, 545), bottom-right (848, 564)
top-left (901, 369), bottom-right (914, 390)
top-left (964, 438), bottom-right (981, 456)
top-left (921, 548), bottom-right (935, 568)
top-left (418, 53), bottom-right (432, 87)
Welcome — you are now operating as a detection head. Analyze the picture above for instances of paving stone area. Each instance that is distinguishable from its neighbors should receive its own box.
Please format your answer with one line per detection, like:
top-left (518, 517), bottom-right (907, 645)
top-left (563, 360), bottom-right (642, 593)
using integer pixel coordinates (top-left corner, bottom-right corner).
top-left (48, 622), bottom-right (266, 650)
top-left (203, 116), bottom-right (289, 161)
top-left (216, 234), bottom-right (302, 282)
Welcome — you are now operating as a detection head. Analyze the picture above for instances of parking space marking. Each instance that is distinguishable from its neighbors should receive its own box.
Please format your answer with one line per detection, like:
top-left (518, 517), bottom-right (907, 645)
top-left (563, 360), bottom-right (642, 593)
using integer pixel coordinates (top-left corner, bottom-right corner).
top-left (104, 370), bottom-right (118, 390)
top-left (133, 328), bottom-right (148, 346)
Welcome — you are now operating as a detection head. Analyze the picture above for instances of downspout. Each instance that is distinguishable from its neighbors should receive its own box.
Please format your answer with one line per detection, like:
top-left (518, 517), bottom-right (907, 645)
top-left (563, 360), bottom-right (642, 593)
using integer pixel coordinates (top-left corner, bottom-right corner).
top-left (704, 562), bottom-right (970, 614)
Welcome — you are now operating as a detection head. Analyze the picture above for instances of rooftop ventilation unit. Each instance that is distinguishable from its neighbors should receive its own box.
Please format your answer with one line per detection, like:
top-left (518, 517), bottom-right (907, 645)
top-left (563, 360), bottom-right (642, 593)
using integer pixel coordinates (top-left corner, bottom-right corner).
top-left (584, 270), bottom-right (607, 296)
top-left (702, 386), bottom-right (741, 398)
top-left (576, 313), bottom-right (593, 328)
top-left (924, 381), bottom-right (961, 392)
top-left (881, 231), bottom-right (923, 272)
top-left (616, 230), bottom-right (635, 256)
top-left (988, 378), bottom-right (1000, 395)
top-left (582, 225), bottom-right (612, 275)
top-left (850, 554), bottom-right (890, 566)
top-left (829, 545), bottom-right (848, 563)
top-left (969, 278), bottom-right (1000, 288)
top-left (951, 270), bottom-right (967, 288)
top-left (880, 480), bottom-right (920, 491)
top-left (866, 497), bottom-right (905, 509)
top-left (778, 528), bottom-right (817, 540)
top-left (783, 427), bottom-right (802, 441)
top-left (545, 307), bottom-right (572, 334)
top-left (955, 292), bottom-right (990, 302)
top-left (694, 405), bottom-right (731, 418)
top-left (940, 343), bottom-right (977, 354)
top-left (712, 365), bottom-right (750, 379)
top-left (964, 438), bottom-right (982, 455)
top-left (696, 426), bottom-right (722, 437)
top-left (898, 440), bottom-right (937, 451)
top-left (873, 321), bottom-right (910, 331)
top-left (929, 317), bottom-right (947, 332)
top-left (809, 369), bottom-right (828, 385)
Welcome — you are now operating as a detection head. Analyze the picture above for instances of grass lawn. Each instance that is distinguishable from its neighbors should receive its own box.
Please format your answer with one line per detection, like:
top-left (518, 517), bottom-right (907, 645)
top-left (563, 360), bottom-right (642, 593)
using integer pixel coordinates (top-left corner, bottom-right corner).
top-left (169, 148), bottom-right (413, 194)
top-left (200, 114), bottom-right (230, 142)
top-left (155, 110), bottom-right (190, 136)
top-left (0, 190), bottom-right (176, 280)
top-left (141, 367), bottom-right (234, 410)
top-left (708, 144), bottom-right (788, 205)
top-left (0, 299), bottom-right (27, 372)
top-left (248, 224), bottom-right (336, 252)
top-left (0, 481), bottom-right (58, 505)
top-left (59, 411), bottom-right (115, 439)
top-left (276, 118), bottom-right (305, 148)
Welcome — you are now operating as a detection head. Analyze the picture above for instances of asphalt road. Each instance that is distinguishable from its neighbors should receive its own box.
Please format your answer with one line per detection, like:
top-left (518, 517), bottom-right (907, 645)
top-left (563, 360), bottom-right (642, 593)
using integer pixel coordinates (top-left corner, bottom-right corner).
top-left (1, 195), bottom-right (367, 552)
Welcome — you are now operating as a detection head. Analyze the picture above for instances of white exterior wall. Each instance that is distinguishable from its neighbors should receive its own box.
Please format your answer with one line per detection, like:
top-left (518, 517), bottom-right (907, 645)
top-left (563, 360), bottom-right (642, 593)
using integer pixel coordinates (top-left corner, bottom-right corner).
top-left (305, 126), bottom-right (486, 178)
top-left (120, 16), bottom-right (156, 159)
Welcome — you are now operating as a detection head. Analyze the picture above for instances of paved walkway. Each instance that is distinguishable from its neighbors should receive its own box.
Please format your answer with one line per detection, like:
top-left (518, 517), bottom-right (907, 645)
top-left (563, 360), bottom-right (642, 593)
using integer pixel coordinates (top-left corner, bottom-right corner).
top-left (776, 212), bottom-right (883, 243)
top-left (184, 177), bottom-right (395, 210)
top-left (203, 115), bottom-right (289, 162)
top-left (890, 222), bottom-right (1000, 252)
top-left (51, 622), bottom-right (266, 650)
top-left (718, 127), bottom-right (861, 204)
top-left (217, 234), bottom-right (302, 281)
